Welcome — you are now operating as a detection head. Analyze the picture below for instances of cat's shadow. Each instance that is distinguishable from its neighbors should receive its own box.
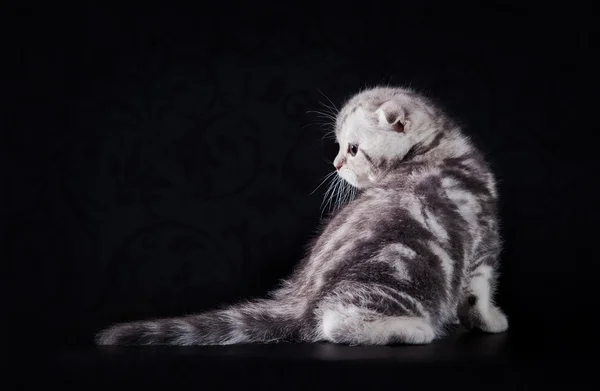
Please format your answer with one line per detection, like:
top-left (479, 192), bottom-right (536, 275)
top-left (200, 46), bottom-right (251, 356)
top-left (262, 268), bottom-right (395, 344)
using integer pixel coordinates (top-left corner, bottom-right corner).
top-left (308, 325), bottom-right (510, 362)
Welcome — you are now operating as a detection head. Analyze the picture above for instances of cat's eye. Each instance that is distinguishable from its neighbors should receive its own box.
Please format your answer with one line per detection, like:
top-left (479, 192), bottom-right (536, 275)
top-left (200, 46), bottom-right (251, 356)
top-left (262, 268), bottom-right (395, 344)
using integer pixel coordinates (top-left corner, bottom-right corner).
top-left (348, 143), bottom-right (358, 156)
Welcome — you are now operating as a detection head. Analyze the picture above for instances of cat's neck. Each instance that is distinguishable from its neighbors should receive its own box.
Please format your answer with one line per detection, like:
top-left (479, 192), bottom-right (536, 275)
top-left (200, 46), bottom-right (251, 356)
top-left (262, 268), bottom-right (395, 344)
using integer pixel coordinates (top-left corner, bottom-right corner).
top-left (372, 129), bottom-right (478, 188)
top-left (407, 128), bottom-right (474, 165)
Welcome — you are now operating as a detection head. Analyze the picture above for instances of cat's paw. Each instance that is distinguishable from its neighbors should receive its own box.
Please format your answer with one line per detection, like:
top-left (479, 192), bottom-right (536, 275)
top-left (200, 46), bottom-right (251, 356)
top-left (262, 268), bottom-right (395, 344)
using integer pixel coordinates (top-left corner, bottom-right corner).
top-left (479, 306), bottom-right (508, 333)
top-left (458, 297), bottom-right (508, 333)
top-left (397, 318), bottom-right (436, 344)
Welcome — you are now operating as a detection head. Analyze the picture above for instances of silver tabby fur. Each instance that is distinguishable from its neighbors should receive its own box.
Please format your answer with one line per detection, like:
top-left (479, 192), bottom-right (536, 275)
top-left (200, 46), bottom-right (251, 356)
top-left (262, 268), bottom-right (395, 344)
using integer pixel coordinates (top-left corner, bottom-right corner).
top-left (96, 86), bottom-right (508, 346)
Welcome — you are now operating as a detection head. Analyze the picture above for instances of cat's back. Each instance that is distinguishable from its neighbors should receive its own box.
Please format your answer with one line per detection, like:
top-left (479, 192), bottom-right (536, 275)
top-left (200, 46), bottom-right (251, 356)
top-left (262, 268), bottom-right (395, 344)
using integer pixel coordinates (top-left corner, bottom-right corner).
top-left (319, 169), bottom-right (438, 246)
top-left (314, 154), bottom-right (494, 256)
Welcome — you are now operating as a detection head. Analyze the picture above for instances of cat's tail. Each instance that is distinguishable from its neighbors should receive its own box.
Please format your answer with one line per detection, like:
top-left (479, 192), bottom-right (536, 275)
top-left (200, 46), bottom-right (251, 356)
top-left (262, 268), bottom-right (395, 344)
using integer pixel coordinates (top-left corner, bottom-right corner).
top-left (95, 298), bottom-right (301, 346)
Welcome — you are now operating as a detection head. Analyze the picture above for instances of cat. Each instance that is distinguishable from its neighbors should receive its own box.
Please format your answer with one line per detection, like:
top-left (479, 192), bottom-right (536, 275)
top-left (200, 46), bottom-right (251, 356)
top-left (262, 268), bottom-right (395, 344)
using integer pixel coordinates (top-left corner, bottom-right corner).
top-left (96, 86), bottom-right (508, 346)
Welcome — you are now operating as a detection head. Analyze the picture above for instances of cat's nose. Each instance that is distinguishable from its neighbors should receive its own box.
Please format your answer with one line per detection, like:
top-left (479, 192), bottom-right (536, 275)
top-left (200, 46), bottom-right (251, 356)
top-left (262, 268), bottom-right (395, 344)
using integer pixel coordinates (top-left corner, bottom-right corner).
top-left (334, 161), bottom-right (343, 170)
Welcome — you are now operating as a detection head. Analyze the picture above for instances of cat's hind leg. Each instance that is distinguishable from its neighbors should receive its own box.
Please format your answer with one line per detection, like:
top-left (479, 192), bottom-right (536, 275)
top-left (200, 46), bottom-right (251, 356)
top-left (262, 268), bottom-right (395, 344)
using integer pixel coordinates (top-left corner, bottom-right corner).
top-left (458, 263), bottom-right (508, 333)
top-left (320, 307), bottom-right (435, 345)
top-left (316, 283), bottom-right (437, 345)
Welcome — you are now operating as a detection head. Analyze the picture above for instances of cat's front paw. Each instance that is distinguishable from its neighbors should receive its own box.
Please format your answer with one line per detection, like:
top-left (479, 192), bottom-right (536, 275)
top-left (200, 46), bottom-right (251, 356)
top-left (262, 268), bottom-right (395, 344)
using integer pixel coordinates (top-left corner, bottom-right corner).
top-left (479, 306), bottom-right (508, 333)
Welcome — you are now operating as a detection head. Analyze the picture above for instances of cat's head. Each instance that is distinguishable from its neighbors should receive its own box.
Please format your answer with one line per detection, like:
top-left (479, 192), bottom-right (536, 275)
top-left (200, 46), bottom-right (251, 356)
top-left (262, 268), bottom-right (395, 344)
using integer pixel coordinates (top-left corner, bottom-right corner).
top-left (332, 87), bottom-right (439, 188)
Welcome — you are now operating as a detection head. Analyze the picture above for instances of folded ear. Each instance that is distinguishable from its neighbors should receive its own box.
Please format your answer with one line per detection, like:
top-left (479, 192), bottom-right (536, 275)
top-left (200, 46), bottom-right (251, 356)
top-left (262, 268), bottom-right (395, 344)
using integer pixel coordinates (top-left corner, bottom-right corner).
top-left (376, 100), bottom-right (407, 133)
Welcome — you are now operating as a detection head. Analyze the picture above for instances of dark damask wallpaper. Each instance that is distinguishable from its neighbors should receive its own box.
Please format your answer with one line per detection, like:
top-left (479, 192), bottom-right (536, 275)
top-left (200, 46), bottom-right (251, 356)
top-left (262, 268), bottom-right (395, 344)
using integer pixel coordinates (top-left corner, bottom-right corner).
top-left (5, 2), bottom-right (598, 348)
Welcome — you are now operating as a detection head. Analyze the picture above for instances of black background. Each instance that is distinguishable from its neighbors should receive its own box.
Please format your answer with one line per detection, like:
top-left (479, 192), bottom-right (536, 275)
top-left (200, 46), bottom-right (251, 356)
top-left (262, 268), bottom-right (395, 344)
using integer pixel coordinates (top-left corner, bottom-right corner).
top-left (5, 0), bottom-right (600, 385)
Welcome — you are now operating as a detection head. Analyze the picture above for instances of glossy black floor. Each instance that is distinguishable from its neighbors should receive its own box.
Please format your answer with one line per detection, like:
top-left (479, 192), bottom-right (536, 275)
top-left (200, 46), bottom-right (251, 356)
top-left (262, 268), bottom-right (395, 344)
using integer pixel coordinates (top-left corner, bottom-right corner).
top-left (40, 328), bottom-right (595, 389)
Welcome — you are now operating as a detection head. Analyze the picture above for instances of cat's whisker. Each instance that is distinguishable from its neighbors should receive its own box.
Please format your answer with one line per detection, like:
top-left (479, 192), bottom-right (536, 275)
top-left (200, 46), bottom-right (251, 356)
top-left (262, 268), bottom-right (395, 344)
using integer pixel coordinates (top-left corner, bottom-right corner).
top-left (316, 107), bottom-right (338, 124)
top-left (344, 181), bottom-right (354, 206)
top-left (343, 182), bottom-right (353, 206)
top-left (334, 177), bottom-right (347, 211)
top-left (320, 131), bottom-right (336, 142)
top-left (338, 180), bottom-right (347, 210)
top-left (306, 118), bottom-right (335, 127)
top-left (339, 179), bottom-right (347, 208)
top-left (327, 176), bottom-right (341, 213)
top-left (317, 89), bottom-right (339, 114)
top-left (307, 109), bottom-right (337, 119)
top-left (318, 172), bottom-right (358, 214)
top-left (316, 102), bottom-right (338, 116)
top-left (320, 174), bottom-right (339, 215)
top-left (331, 179), bottom-right (340, 212)
top-left (310, 171), bottom-right (337, 195)
top-left (330, 176), bottom-right (343, 213)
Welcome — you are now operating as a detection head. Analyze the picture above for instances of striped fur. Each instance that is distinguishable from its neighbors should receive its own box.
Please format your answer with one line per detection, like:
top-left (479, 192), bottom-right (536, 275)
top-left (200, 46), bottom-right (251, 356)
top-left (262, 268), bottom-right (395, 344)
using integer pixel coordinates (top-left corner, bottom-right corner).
top-left (96, 86), bottom-right (508, 346)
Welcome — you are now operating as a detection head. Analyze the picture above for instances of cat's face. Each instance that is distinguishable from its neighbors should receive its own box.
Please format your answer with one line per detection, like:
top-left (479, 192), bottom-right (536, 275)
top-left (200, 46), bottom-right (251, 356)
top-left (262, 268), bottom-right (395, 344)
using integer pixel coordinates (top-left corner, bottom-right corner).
top-left (333, 88), bottom-right (430, 188)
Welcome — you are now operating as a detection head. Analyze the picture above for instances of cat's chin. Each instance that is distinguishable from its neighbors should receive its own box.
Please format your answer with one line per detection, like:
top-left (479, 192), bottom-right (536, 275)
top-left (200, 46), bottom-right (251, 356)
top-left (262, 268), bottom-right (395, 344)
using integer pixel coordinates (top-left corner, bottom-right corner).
top-left (337, 171), bottom-right (360, 188)
top-left (340, 176), bottom-right (370, 190)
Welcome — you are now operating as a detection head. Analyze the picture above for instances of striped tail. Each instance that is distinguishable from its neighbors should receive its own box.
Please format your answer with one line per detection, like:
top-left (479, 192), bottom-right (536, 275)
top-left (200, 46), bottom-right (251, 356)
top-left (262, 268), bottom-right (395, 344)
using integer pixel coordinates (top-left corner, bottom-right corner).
top-left (95, 299), bottom-right (300, 346)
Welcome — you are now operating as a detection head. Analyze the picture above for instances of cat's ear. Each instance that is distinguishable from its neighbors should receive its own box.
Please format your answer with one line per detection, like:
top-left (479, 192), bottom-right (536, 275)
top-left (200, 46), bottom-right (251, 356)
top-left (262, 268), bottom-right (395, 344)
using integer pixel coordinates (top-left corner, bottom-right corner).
top-left (376, 100), bottom-right (408, 133)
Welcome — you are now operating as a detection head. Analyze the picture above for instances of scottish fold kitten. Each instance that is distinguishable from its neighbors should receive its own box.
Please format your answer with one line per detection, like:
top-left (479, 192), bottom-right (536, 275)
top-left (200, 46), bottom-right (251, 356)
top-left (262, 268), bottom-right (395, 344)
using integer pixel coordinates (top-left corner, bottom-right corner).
top-left (96, 86), bottom-right (508, 346)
